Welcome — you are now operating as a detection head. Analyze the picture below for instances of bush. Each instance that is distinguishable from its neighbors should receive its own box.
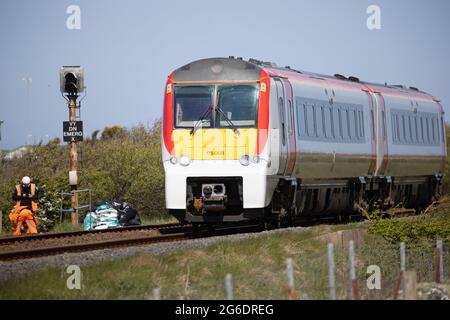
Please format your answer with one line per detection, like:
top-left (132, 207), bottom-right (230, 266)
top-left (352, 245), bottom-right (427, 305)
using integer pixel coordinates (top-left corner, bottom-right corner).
top-left (0, 121), bottom-right (166, 232)
top-left (368, 205), bottom-right (450, 243)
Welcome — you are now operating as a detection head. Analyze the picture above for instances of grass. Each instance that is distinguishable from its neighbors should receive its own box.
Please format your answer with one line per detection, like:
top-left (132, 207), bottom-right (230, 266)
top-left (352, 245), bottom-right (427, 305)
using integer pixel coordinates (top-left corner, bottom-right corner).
top-left (0, 201), bottom-right (449, 300)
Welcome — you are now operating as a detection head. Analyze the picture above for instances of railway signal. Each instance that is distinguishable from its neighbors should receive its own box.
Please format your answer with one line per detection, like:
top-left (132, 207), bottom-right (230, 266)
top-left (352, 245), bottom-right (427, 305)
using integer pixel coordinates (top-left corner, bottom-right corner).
top-left (60, 66), bottom-right (85, 225)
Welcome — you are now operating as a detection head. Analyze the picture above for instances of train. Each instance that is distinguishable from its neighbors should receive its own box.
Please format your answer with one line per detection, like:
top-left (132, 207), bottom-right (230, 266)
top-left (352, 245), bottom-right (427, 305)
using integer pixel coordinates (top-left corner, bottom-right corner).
top-left (161, 57), bottom-right (446, 225)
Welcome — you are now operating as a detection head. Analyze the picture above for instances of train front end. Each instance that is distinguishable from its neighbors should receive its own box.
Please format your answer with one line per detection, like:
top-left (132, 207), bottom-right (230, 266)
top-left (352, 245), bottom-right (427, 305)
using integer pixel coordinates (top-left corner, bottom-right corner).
top-left (161, 58), bottom-right (271, 223)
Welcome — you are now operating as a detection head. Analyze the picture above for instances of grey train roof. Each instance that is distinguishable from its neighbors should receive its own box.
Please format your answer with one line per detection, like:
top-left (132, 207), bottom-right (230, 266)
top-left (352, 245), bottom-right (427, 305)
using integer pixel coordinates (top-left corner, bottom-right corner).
top-left (173, 57), bottom-right (431, 97)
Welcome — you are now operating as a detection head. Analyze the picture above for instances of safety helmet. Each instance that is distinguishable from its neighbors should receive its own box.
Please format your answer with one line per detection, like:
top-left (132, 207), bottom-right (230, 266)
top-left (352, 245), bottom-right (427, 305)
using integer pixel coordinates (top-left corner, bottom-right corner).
top-left (21, 176), bottom-right (31, 186)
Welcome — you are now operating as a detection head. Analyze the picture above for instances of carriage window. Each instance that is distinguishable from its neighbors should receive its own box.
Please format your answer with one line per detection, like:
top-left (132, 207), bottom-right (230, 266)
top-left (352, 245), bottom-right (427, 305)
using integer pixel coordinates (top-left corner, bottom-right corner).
top-left (414, 117), bottom-right (419, 143)
top-left (314, 105), bottom-right (323, 137)
top-left (174, 86), bottom-right (214, 128)
top-left (392, 114), bottom-right (398, 142)
top-left (405, 115), bottom-right (411, 143)
top-left (371, 110), bottom-right (375, 140)
top-left (425, 118), bottom-right (431, 143)
top-left (359, 111), bottom-right (365, 138)
top-left (333, 108), bottom-right (340, 139)
top-left (324, 107), bottom-right (332, 138)
top-left (338, 109), bottom-right (344, 139)
top-left (431, 118), bottom-right (436, 144)
top-left (217, 84), bottom-right (259, 127)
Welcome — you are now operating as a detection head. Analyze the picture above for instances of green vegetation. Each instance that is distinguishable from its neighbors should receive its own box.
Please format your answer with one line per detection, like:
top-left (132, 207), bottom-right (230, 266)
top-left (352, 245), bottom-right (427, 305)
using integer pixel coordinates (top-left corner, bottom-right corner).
top-left (0, 219), bottom-right (448, 300)
top-left (0, 125), bottom-right (449, 299)
top-left (0, 122), bottom-right (165, 233)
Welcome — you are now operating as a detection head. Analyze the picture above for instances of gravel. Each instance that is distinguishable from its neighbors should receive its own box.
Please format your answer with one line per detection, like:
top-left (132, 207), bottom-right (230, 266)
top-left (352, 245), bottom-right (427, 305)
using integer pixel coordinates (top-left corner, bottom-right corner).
top-left (0, 226), bottom-right (309, 283)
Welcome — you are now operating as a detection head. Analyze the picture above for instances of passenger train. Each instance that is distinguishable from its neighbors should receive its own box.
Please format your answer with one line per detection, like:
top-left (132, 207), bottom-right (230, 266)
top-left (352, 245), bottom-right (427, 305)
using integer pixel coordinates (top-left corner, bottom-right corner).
top-left (161, 57), bottom-right (446, 225)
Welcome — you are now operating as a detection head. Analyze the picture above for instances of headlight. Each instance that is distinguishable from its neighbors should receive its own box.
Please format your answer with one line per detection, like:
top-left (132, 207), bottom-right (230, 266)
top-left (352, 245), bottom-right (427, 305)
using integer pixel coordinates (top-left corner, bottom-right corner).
top-left (239, 154), bottom-right (250, 166)
top-left (179, 155), bottom-right (191, 166)
top-left (252, 155), bottom-right (260, 164)
top-left (169, 156), bottom-right (177, 164)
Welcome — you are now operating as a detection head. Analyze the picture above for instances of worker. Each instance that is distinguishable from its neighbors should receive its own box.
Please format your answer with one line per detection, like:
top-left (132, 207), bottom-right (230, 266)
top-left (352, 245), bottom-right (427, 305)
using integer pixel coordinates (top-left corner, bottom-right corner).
top-left (9, 176), bottom-right (39, 235)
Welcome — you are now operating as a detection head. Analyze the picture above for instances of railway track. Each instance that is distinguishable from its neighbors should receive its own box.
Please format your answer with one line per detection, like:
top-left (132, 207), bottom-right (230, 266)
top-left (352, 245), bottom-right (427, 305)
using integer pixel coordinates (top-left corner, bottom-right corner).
top-left (0, 222), bottom-right (262, 261)
top-left (0, 206), bottom-right (421, 261)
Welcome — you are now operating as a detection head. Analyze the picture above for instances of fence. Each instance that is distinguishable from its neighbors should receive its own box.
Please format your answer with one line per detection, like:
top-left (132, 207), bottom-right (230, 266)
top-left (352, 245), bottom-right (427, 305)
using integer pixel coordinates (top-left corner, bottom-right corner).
top-left (59, 189), bottom-right (92, 223)
top-left (147, 238), bottom-right (449, 300)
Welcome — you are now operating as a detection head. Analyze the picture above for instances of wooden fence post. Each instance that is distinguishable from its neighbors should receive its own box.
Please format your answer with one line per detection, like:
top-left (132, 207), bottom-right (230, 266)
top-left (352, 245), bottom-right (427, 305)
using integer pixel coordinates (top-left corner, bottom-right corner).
top-left (435, 240), bottom-right (444, 283)
top-left (152, 288), bottom-right (161, 300)
top-left (327, 243), bottom-right (336, 300)
top-left (403, 271), bottom-right (417, 300)
top-left (349, 240), bottom-right (360, 300)
top-left (225, 274), bottom-right (233, 300)
top-left (285, 258), bottom-right (299, 299)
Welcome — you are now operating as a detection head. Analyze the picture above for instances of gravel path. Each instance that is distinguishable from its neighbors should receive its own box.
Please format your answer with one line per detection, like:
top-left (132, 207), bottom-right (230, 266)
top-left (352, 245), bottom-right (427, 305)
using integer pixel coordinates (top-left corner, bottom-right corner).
top-left (0, 226), bottom-right (309, 282)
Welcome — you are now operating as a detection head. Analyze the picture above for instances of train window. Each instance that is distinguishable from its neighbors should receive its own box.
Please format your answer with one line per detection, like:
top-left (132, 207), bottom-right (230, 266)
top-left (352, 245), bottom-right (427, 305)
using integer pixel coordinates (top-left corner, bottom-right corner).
top-left (358, 110), bottom-right (364, 139)
top-left (332, 108), bottom-right (340, 139)
top-left (342, 109), bottom-right (350, 139)
top-left (349, 109), bottom-right (356, 139)
top-left (433, 117), bottom-right (439, 144)
top-left (279, 97), bottom-right (286, 146)
top-left (324, 107), bottom-right (332, 138)
top-left (430, 117), bottom-right (434, 144)
top-left (338, 109), bottom-right (344, 139)
top-left (392, 114), bottom-right (397, 142)
top-left (306, 105), bottom-right (315, 137)
top-left (315, 105), bottom-right (323, 138)
top-left (217, 84), bottom-right (259, 127)
top-left (296, 101), bottom-right (307, 137)
top-left (405, 115), bottom-right (411, 143)
top-left (400, 115), bottom-right (406, 143)
top-left (173, 85), bottom-right (214, 128)
top-left (381, 111), bottom-right (386, 140)
top-left (371, 110), bottom-right (375, 141)
top-left (414, 117), bottom-right (419, 143)
top-left (408, 116), bottom-right (413, 142)
top-left (303, 104), bottom-right (308, 136)
top-left (419, 117), bottom-right (424, 143)
top-left (321, 106), bottom-right (326, 137)
top-left (312, 105), bottom-right (318, 137)
top-left (395, 114), bottom-right (400, 142)
top-left (431, 118), bottom-right (437, 144)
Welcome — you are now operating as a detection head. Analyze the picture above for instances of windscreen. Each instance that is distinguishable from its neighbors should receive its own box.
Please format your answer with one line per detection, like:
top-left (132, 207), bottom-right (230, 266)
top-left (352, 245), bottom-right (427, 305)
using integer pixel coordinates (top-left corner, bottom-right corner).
top-left (217, 84), bottom-right (259, 127)
top-left (174, 86), bottom-right (214, 128)
top-left (173, 84), bottom-right (259, 128)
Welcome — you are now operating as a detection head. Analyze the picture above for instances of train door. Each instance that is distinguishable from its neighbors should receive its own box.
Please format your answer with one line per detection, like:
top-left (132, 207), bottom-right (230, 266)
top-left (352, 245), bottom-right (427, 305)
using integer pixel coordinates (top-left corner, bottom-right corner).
top-left (282, 79), bottom-right (296, 176)
top-left (274, 78), bottom-right (288, 175)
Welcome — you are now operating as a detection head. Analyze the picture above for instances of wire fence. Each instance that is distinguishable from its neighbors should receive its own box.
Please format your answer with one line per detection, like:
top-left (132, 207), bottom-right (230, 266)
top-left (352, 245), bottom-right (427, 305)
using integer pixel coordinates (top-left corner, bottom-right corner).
top-left (148, 238), bottom-right (449, 300)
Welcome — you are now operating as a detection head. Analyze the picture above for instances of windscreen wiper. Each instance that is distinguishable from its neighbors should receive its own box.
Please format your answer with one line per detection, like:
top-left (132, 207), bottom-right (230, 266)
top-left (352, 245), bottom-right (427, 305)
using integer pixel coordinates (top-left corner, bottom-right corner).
top-left (190, 105), bottom-right (212, 135)
top-left (216, 106), bottom-right (240, 135)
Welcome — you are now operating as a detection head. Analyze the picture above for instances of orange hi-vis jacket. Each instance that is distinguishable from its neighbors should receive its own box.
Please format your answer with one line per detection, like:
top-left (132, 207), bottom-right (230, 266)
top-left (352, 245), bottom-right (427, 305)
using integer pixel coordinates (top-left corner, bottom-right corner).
top-left (14, 183), bottom-right (38, 213)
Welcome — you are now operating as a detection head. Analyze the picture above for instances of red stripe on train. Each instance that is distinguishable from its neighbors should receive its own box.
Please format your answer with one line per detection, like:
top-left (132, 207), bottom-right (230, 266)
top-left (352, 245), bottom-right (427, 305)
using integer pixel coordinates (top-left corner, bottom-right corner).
top-left (163, 72), bottom-right (175, 155)
top-left (256, 69), bottom-right (270, 155)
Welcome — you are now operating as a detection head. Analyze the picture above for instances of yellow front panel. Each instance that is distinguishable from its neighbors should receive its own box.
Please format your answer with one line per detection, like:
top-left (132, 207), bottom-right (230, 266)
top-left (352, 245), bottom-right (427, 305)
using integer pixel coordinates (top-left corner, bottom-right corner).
top-left (172, 128), bottom-right (257, 160)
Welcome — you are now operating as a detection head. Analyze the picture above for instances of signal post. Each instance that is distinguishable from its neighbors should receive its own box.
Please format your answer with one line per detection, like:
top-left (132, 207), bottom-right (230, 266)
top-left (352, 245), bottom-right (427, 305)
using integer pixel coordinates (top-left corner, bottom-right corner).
top-left (60, 66), bottom-right (84, 225)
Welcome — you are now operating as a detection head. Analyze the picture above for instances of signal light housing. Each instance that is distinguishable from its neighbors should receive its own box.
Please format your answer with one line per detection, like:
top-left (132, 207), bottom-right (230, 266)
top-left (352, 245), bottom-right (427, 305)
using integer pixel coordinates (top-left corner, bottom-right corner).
top-left (60, 66), bottom-right (84, 94)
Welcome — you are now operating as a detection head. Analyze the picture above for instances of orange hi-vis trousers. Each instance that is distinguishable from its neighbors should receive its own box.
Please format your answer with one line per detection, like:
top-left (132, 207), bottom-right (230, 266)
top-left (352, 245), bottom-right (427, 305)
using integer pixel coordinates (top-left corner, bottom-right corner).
top-left (9, 204), bottom-right (38, 235)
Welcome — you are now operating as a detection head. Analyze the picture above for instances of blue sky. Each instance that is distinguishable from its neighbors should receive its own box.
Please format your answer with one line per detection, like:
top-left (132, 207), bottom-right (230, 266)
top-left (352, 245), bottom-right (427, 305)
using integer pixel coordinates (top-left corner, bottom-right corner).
top-left (0, 0), bottom-right (449, 149)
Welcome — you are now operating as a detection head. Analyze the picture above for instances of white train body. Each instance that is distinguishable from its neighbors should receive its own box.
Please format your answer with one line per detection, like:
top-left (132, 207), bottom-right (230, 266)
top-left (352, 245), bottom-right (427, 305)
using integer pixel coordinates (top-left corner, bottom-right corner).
top-left (162, 57), bottom-right (446, 223)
